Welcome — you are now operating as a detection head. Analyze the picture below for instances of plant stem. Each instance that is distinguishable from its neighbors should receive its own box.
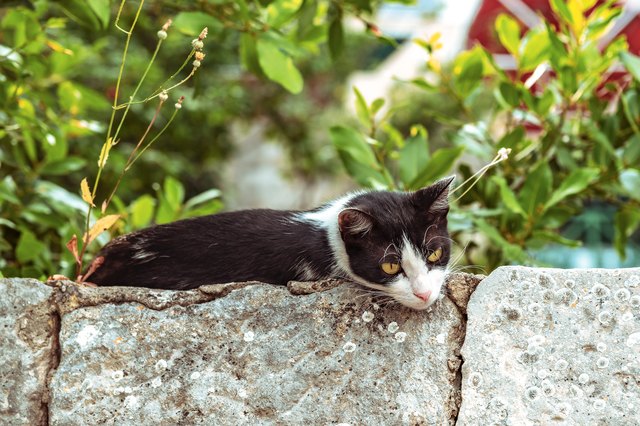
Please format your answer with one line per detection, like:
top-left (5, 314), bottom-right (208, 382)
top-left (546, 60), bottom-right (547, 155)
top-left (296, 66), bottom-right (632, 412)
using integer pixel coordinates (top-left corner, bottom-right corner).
top-left (113, 50), bottom-right (196, 110)
top-left (105, 99), bottom-right (165, 208)
top-left (112, 37), bottom-right (164, 144)
top-left (92, 0), bottom-right (145, 199)
top-left (451, 154), bottom-right (504, 203)
top-left (76, 0), bottom-right (145, 279)
top-left (128, 107), bottom-right (180, 167)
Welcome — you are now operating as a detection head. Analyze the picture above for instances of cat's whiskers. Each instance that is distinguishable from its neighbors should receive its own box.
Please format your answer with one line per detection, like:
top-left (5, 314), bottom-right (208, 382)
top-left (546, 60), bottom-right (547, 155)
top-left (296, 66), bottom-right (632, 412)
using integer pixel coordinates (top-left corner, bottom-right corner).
top-left (444, 240), bottom-right (486, 276)
top-left (424, 234), bottom-right (456, 248)
top-left (448, 264), bottom-right (486, 275)
top-left (379, 243), bottom-right (398, 263)
top-left (421, 224), bottom-right (438, 247)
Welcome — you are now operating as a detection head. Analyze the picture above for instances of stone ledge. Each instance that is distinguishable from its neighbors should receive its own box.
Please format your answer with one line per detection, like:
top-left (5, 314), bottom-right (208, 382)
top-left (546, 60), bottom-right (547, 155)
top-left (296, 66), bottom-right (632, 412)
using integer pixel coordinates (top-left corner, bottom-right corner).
top-left (2, 267), bottom-right (638, 425)
top-left (459, 266), bottom-right (640, 425)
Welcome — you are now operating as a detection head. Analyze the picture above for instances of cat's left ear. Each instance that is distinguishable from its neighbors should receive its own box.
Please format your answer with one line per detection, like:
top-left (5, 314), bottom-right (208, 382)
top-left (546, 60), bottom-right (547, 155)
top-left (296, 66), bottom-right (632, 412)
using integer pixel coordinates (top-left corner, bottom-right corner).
top-left (413, 175), bottom-right (455, 216)
top-left (338, 208), bottom-right (374, 237)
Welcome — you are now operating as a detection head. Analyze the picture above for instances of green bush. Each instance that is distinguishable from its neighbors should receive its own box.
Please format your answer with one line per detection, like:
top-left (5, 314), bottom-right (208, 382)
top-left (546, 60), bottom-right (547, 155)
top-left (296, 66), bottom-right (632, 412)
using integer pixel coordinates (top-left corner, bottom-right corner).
top-left (0, 0), bottom-right (397, 279)
top-left (331, 0), bottom-right (640, 270)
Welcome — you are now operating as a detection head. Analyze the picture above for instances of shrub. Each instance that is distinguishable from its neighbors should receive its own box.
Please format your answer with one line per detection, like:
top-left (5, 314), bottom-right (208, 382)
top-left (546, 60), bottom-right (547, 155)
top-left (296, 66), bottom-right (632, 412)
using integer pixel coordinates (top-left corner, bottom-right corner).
top-left (331, 1), bottom-right (640, 270)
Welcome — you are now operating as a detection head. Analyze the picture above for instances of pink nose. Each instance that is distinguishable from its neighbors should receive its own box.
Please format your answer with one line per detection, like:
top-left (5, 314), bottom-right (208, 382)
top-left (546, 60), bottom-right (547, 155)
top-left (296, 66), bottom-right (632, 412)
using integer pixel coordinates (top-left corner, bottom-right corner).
top-left (413, 290), bottom-right (432, 302)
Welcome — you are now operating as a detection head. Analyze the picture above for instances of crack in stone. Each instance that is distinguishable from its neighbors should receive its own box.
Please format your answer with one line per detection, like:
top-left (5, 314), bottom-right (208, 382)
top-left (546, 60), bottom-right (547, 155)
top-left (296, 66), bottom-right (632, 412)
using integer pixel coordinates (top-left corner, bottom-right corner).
top-left (45, 280), bottom-right (259, 315)
top-left (36, 274), bottom-right (484, 424)
top-left (451, 308), bottom-right (469, 426)
top-left (443, 273), bottom-right (485, 425)
top-left (42, 303), bottom-right (61, 426)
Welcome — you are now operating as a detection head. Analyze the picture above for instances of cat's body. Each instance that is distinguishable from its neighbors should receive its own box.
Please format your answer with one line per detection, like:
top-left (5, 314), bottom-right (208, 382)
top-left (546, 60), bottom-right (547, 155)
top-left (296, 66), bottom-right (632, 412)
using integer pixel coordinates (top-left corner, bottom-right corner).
top-left (90, 177), bottom-right (454, 310)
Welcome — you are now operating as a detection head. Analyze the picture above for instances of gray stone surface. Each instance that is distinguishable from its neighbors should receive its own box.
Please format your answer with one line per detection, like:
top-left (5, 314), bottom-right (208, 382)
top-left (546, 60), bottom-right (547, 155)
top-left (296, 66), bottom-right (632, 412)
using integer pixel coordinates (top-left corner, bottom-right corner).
top-left (459, 266), bottom-right (640, 426)
top-left (49, 283), bottom-right (466, 425)
top-left (0, 278), bottom-right (55, 425)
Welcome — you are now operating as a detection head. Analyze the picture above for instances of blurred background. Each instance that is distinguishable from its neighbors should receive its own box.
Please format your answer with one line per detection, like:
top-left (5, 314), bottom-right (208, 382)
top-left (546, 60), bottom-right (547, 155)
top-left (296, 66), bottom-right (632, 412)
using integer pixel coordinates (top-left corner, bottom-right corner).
top-left (1, 0), bottom-right (639, 280)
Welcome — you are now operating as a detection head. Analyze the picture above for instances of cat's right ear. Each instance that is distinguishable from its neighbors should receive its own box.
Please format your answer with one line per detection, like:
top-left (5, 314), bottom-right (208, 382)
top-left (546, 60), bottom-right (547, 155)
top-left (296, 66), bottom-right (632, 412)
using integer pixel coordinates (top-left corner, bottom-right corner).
top-left (413, 175), bottom-right (455, 216)
top-left (338, 208), bottom-right (374, 236)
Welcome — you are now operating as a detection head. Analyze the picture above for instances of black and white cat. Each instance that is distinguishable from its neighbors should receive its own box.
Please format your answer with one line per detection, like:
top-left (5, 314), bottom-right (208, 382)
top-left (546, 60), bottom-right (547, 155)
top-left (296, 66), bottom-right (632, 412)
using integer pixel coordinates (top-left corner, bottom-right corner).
top-left (89, 176), bottom-right (454, 310)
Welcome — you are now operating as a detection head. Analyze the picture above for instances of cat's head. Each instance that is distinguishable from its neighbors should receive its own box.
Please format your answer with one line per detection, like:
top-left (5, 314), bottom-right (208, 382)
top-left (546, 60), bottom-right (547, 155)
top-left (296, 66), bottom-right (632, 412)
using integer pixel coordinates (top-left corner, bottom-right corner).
top-left (337, 176), bottom-right (454, 310)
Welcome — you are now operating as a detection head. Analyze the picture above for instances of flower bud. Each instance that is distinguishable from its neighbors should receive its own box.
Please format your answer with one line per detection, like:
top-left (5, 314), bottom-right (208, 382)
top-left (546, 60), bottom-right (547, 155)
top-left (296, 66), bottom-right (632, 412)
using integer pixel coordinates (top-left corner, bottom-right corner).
top-left (192, 60), bottom-right (201, 68)
top-left (157, 30), bottom-right (167, 40)
top-left (195, 51), bottom-right (205, 61)
top-left (497, 147), bottom-right (511, 160)
top-left (192, 39), bottom-right (204, 50)
top-left (175, 102), bottom-right (182, 110)
top-left (158, 91), bottom-right (168, 102)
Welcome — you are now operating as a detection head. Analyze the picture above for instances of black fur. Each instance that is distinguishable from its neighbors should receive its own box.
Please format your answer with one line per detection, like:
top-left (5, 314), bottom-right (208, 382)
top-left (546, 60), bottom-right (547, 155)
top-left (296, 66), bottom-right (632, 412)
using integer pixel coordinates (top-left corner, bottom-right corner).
top-left (339, 181), bottom-right (452, 286)
top-left (89, 177), bottom-right (453, 291)
top-left (89, 210), bottom-right (335, 289)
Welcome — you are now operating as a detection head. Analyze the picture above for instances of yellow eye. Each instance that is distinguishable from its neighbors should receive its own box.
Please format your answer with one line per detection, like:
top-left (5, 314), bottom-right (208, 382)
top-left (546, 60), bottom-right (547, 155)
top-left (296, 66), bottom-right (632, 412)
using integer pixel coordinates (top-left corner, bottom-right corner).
top-left (427, 247), bottom-right (443, 262)
top-left (381, 262), bottom-right (401, 275)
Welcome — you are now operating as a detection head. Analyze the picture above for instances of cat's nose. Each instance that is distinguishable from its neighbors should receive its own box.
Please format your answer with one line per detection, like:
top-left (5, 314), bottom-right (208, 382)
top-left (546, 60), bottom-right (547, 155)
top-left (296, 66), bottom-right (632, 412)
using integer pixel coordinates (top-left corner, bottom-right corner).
top-left (413, 290), bottom-right (432, 302)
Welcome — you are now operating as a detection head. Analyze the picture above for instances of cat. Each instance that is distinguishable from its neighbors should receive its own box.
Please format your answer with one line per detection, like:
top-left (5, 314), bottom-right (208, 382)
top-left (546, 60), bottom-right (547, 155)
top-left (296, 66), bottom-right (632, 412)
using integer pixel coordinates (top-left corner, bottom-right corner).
top-left (89, 176), bottom-right (454, 310)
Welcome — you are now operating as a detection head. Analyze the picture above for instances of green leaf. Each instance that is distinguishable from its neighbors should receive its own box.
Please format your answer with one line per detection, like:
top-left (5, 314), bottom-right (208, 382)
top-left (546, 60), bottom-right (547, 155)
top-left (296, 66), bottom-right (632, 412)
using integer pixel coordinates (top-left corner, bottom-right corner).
top-left (353, 86), bottom-right (370, 126)
top-left (622, 90), bottom-right (640, 131)
top-left (130, 195), bottom-right (155, 229)
top-left (267, 0), bottom-right (304, 28)
top-left (586, 121), bottom-right (618, 168)
top-left (16, 229), bottom-right (46, 263)
top-left (550, 0), bottom-right (574, 25)
top-left (40, 157), bottom-right (86, 175)
top-left (328, 13), bottom-right (344, 60)
top-left (473, 218), bottom-right (530, 263)
top-left (544, 168), bottom-right (600, 210)
top-left (495, 14), bottom-right (520, 56)
top-left (492, 176), bottom-right (526, 217)
top-left (497, 81), bottom-right (520, 108)
top-left (531, 230), bottom-right (582, 248)
top-left (0, 218), bottom-right (16, 229)
top-left (57, 81), bottom-right (82, 113)
top-left (86, 0), bottom-right (110, 29)
top-left (497, 126), bottom-right (525, 151)
top-left (57, 0), bottom-right (102, 30)
top-left (256, 36), bottom-right (303, 94)
top-left (155, 194), bottom-right (175, 225)
top-left (296, 0), bottom-right (318, 40)
top-left (409, 146), bottom-right (463, 189)
top-left (330, 126), bottom-right (377, 166)
top-left (408, 77), bottom-right (436, 91)
top-left (184, 189), bottom-right (222, 211)
top-left (163, 177), bottom-right (185, 210)
top-left (519, 29), bottom-right (550, 72)
top-left (614, 206), bottom-right (640, 259)
top-left (239, 33), bottom-right (264, 77)
top-left (330, 126), bottom-right (386, 188)
top-left (622, 134), bottom-right (640, 166)
top-left (518, 162), bottom-right (552, 216)
top-left (370, 98), bottom-right (385, 116)
top-left (36, 181), bottom-right (86, 214)
top-left (452, 47), bottom-right (485, 98)
top-left (620, 52), bottom-right (640, 83)
top-left (180, 201), bottom-right (223, 219)
top-left (399, 133), bottom-right (429, 186)
top-left (0, 176), bottom-right (20, 205)
top-left (173, 11), bottom-right (222, 37)
top-left (619, 169), bottom-right (640, 201)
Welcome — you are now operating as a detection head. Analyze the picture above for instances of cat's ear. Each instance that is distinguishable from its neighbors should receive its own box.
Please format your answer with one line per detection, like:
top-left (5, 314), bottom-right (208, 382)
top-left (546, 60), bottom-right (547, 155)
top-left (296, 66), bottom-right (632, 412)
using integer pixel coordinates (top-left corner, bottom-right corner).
top-left (413, 175), bottom-right (455, 215)
top-left (338, 208), bottom-right (374, 236)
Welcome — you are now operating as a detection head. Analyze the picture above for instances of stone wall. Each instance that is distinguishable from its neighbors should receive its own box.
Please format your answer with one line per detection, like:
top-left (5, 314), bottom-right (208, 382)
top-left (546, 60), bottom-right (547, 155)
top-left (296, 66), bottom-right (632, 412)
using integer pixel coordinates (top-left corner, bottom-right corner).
top-left (1, 267), bottom-right (639, 425)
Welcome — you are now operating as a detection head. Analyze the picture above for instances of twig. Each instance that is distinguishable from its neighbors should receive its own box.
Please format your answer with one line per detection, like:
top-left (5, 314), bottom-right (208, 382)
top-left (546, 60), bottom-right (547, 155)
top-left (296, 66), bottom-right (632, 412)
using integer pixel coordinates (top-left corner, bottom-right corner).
top-left (104, 98), bottom-right (166, 208)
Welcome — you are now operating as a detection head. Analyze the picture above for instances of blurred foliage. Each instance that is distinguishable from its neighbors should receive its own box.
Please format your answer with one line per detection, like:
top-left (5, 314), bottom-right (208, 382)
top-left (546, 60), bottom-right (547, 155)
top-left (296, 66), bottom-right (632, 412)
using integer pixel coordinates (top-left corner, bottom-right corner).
top-left (0, 0), bottom-right (397, 279)
top-left (331, 0), bottom-right (640, 270)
